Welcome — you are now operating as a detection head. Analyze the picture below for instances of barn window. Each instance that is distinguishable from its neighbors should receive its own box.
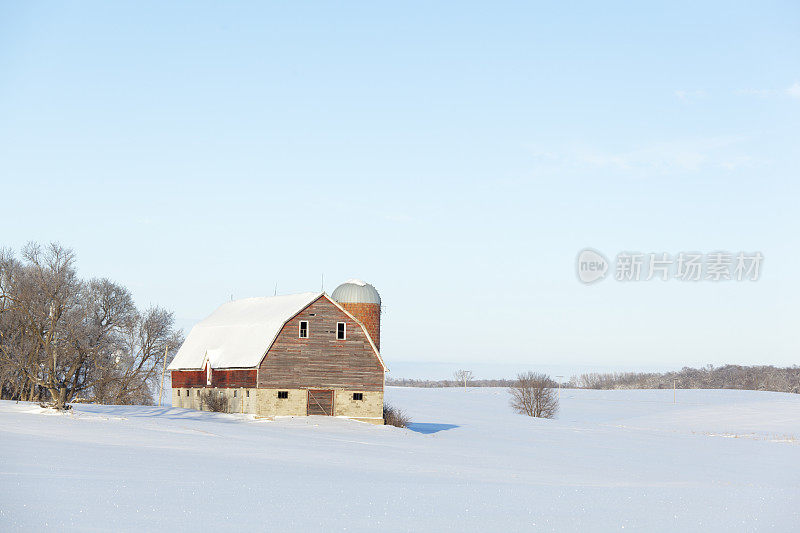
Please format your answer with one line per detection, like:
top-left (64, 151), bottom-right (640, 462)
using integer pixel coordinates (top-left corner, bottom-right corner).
top-left (246, 390), bottom-right (250, 398)
top-left (277, 391), bottom-right (289, 399)
top-left (234, 390), bottom-right (237, 397)
top-left (177, 390), bottom-right (180, 397)
top-left (353, 393), bottom-right (364, 401)
top-left (337, 322), bottom-right (346, 340)
top-left (186, 390), bottom-right (189, 396)
top-left (299, 321), bottom-right (309, 338)
top-left (197, 390), bottom-right (200, 397)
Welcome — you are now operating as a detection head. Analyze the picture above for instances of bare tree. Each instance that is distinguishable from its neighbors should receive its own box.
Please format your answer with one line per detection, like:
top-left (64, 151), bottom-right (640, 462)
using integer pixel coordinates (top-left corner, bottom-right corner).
top-left (92, 306), bottom-right (182, 405)
top-left (0, 243), bottom-right (91, 408)
top-left (509, 371), bottom-right (559, 419)
top-left (0, 242), bottom-right (182, 408)
top-left (453, 369), bottom-right (474, 391)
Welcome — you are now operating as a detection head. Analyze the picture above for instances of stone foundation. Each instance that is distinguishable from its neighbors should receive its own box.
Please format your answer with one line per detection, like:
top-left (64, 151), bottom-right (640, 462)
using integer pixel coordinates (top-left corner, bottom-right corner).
top-left (172, 387), bottom-right (257, 414)
top-left (172, 387), bottom-right (383, 423)
top-left (256, 388), bottom-right (307, 417)
top-left (333, 390), bottom-right (383, 420)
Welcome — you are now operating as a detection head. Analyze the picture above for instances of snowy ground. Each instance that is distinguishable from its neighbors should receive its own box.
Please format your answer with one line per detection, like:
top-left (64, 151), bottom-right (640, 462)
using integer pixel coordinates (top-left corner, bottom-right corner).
top-left (2, 387), bottom-right (800, 531)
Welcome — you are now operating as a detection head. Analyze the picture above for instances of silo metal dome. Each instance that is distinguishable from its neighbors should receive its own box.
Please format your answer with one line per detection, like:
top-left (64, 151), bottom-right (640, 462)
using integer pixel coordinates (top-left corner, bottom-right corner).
top-left (331, 279), bottom-right (381, 304)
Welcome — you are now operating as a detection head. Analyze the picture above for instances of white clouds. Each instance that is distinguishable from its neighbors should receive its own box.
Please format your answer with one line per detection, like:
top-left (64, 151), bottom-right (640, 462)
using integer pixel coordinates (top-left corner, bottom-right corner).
top-left (676, 83), bottom-right (800, 100)
top-left (529, 136), bottom-right (753, 175)
top-left (735, 88), bottom-right (779, 98)
top-left (736, 82), bottom-right (800, 100)
top-left (674, 90), bottom-right (706, 100)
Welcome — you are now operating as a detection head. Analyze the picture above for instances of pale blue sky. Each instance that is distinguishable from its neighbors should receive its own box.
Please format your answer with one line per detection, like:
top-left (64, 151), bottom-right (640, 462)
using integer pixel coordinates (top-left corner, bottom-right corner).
top-left (1, 2), bottom-right (798, 377)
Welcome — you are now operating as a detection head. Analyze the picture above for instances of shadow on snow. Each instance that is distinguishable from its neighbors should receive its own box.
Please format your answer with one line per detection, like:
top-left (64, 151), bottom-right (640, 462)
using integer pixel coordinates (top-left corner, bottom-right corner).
top-left (69, 404), bottom-right (463, 434)
top-left (72, 404), bottom-right (245, 423)
top-left (407, 422), bottom-right (459, 434)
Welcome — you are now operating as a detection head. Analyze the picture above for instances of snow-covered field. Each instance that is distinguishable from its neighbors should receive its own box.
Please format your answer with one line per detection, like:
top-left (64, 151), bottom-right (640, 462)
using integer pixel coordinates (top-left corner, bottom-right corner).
top-left (2, 387), bottom-right (800, 531)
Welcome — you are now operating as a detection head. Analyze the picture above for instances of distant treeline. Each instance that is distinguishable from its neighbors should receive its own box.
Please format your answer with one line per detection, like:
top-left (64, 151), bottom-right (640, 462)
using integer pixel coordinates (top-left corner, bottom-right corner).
top-left (387, 377), bottom-right (517, 388)
top-left (387, 365), bottom-right (800, 394)
top-left (572, 365), bottom-right (800, 393)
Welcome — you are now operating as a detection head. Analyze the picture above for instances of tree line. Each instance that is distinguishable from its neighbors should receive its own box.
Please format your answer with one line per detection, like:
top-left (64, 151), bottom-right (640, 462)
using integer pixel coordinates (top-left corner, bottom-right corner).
top-left (0, 243), bottom-right (182, 408)
top-left (571, 365), bottom-right (800, 393)
top-left (388, 364), bottom-right (800, 394)
top-left (386, 376), bottom-right (517, 388)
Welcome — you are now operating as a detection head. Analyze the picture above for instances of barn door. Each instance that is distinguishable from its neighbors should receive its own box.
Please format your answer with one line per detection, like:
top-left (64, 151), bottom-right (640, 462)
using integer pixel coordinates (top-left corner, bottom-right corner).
top-left (307, 390), bottom-right (333, 416)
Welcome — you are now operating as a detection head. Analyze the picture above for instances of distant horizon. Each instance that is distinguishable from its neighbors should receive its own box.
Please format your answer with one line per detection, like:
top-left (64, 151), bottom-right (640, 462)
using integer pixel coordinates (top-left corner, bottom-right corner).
top-left (387, 361), bottom-right (682, 381)
top-left (383, 360), bottom-right (800, 382)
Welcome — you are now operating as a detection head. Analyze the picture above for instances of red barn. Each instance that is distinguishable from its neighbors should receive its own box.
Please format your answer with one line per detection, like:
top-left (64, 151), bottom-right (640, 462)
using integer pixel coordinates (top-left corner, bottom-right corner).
top-left (168, 280), bottom-right (386, 424)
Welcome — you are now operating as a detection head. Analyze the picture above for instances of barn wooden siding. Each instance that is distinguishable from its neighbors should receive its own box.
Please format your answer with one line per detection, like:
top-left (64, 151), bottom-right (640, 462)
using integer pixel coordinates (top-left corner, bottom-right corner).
top-left (258, 296), bottom-right (384, 391)
top-left (171, 369), bottom-right (257, 388)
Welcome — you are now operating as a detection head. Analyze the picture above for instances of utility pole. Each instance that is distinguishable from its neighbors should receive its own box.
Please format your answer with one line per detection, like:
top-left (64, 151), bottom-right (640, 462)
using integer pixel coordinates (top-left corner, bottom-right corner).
top-left (673, 379), bottom-right (676, 404)
top-left (556, 375), bottom-right (564, 400)
top-left (159, 344), bottom-right (168, 407)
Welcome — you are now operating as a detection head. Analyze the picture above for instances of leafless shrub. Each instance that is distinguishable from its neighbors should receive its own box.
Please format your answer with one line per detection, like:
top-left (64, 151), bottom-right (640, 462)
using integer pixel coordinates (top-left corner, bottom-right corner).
top-left (201, 391), bottom-right (228, 412)
top-left (38, 401), bottom-right (71, 410)
top-left (383, 402), bottom-right (411, 428)
top-left (509, 371), bottom-right (559, 419)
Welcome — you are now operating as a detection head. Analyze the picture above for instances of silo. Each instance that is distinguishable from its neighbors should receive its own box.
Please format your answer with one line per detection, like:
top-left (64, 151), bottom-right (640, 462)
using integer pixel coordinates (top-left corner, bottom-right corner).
top-left (331, 279), bottom-right (381, 351)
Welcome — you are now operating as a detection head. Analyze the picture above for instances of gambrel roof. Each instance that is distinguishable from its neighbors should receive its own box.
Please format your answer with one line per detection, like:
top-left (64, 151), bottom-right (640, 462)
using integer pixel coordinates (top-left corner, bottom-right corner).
top-left (168, 292), bottom-right (384, 371)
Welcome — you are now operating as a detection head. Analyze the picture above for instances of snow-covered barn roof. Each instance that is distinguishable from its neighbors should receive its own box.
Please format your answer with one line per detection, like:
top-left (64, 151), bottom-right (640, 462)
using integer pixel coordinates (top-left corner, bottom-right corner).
top-left (168, 292), bottom-right (322, 370)
top-left (168, 292), bottom-right (385, 371)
